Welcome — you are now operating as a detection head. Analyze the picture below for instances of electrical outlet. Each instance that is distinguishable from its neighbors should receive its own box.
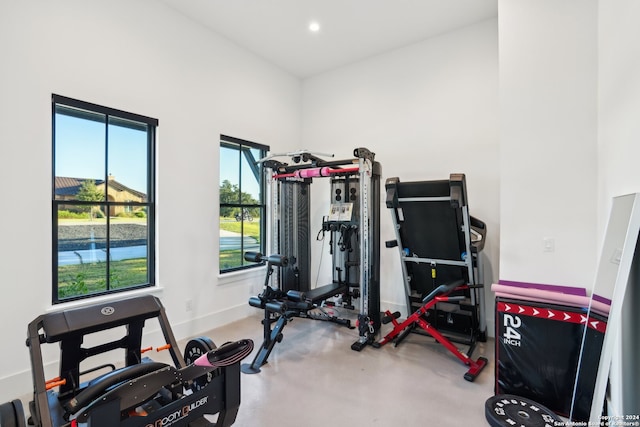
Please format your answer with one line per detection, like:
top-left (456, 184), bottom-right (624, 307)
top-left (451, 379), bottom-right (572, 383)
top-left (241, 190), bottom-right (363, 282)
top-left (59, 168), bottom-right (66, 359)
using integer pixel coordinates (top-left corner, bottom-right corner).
top-left (185, 299), bottom-right (193, 312)
top-left (543, 237), bottom-right (555, 253)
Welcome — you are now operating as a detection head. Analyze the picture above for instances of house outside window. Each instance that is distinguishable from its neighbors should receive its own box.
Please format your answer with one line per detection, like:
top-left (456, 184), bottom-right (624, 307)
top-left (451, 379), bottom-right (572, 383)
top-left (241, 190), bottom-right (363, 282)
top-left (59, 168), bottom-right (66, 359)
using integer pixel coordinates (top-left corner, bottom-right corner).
top-left (52, 94), bottom-right (157, 303)
top-left (219, 136), bottom-right (268, 272)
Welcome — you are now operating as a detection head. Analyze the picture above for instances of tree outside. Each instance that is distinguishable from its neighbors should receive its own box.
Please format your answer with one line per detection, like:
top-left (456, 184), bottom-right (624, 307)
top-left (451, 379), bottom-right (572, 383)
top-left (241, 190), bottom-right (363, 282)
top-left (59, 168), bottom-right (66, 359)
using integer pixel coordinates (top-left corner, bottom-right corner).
top-left (219, 179), bottom-right (260, 217)
top-left (76, 179), bottom-right (104, 219)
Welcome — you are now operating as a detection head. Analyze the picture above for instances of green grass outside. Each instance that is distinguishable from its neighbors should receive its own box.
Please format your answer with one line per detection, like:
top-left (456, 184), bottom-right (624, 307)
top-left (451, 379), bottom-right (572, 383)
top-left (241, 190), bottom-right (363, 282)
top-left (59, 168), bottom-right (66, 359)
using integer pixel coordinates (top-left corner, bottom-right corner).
top-left (219, 217), bottom-right (261, 241)
top-left (219, 217), bottom-right (261, 269)
top-left (58, 258), bottom-right (148, 299)
top-left (219, 249), bottom-right (243, 270)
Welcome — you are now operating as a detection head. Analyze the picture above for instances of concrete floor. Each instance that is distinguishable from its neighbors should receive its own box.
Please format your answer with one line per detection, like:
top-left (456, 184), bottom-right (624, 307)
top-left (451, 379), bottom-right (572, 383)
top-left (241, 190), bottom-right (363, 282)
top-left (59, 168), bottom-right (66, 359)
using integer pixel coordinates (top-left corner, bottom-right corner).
top-left (204, 310), bottom-right (495, 426)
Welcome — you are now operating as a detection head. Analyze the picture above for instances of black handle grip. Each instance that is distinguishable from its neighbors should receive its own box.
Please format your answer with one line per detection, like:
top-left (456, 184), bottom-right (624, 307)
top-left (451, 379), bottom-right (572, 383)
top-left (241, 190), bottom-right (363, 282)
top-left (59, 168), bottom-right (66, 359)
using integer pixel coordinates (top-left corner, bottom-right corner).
top-left (265, 301), bottom-right (287, 314)
top-left (422, 279), bottom-right (465, 303)
top-left (200, 339), bottom-right (254, 367)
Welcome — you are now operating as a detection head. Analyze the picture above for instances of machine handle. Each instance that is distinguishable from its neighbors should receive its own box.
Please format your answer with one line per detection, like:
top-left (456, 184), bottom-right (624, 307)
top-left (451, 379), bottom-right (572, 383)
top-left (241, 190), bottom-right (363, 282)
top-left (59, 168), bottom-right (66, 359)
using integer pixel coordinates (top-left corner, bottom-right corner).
top-left (64, 362), bottom-right (170, 415)
top-left (193, 339), bottom-right (255, 369)
top-left (470, 216), bottom-right (487, 253)
top-left (422, 279), bottom-right (466, 304)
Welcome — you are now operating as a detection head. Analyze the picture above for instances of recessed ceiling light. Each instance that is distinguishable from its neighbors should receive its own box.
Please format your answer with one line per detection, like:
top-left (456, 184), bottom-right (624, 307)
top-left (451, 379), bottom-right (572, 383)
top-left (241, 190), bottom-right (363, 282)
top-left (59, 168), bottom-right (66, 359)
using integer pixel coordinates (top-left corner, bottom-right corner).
top-left (309, 21), bottom-right (320, 33)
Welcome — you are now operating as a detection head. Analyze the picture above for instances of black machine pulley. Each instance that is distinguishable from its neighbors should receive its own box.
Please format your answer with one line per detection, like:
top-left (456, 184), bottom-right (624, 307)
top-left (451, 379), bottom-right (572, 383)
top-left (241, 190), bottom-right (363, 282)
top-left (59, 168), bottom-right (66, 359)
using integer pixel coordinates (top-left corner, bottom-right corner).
top-left (244, 251), bottom-right (288, 267)
top-left (485, 394), bottom-right (562, 427)
top-left (184, 337), bottom-right (217, 391)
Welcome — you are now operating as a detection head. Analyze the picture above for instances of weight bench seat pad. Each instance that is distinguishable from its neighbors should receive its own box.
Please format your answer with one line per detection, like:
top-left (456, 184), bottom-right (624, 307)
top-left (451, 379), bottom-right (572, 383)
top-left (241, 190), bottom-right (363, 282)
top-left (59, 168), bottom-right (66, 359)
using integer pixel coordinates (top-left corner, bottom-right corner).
top-left (40, 295), bottom-right (162, 343)
top-left (305, 282), bottom-right (347, 304)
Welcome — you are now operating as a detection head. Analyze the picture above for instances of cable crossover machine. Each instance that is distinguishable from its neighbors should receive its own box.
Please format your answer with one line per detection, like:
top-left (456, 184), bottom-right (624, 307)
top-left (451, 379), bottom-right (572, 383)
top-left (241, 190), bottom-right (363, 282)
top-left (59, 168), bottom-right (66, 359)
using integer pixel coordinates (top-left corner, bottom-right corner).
top-left (241, 147), bottom-right (382, 374)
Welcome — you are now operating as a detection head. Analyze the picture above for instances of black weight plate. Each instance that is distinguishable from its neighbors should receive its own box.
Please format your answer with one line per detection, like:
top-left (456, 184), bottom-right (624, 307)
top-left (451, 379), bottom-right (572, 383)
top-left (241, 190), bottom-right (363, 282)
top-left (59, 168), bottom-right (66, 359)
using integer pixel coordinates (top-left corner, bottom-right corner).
top-left (0, 399), bottom-right (25, 427)
top-left (184, 337), bottom-right (217, 391)
top-left (185, 336), bottom-right (217, 364)
top-left (12, 400), bottom-right (25, 427)
top-left (0, 401), bottom-right (17, 427)
top-left (485, 394), bottom-right (562, 427)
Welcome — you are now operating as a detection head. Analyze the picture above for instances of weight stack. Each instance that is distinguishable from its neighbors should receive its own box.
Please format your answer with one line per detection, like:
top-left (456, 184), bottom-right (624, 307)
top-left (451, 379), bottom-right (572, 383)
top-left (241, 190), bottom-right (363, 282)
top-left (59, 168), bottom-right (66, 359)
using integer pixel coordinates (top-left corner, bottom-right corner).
top-left (495, 297), bottom-right (606, 421)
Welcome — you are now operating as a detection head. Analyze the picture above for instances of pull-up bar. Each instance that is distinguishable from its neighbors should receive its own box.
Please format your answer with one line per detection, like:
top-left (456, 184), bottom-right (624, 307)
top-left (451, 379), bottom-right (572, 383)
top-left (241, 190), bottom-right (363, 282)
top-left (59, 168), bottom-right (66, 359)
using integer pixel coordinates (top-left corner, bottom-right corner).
top-left (273, 166), bottom-right (360, 180)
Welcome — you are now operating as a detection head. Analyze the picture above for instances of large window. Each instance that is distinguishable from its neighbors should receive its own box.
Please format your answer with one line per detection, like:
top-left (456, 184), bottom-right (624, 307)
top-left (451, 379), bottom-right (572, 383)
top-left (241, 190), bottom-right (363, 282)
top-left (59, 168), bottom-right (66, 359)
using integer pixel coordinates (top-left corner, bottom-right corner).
top-left (219, 136), bottom-right (268, 272)
top-left (52, 95), bottom-right (157, 303)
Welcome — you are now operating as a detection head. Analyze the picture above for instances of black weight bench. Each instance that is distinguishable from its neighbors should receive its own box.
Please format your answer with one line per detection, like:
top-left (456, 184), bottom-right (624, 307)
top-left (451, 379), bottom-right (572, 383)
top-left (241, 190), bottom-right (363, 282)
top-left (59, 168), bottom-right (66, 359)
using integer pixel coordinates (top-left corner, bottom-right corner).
top-left (376, 174), bottom-right (488, 381)
top-left (305, 282), bottom-right (347, 304)
top-left (22, 295), bottom-right (253, 427)
top-left (241, 252), bottom-right (352, 374)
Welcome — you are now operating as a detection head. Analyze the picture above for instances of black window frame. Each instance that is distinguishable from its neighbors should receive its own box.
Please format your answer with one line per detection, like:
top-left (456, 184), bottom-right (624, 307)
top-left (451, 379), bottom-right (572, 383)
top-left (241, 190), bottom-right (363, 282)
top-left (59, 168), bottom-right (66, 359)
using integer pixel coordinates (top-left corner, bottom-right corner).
top-left (52, 94), bottom-right (157, 304)
top-left (219, 135), bottom-right (269, 273)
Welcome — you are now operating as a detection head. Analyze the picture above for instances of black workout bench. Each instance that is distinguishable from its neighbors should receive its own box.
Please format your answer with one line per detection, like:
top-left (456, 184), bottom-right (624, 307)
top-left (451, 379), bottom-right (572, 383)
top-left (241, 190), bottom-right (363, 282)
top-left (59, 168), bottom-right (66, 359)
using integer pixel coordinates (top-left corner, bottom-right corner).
top-left (241, 252), bottom-right (353, 374)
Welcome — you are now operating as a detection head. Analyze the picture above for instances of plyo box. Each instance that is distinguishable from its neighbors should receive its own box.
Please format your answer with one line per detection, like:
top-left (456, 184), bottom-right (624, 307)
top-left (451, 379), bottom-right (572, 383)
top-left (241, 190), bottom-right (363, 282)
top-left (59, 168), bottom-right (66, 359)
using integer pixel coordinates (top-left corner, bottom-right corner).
top-left (495, 297), bottom-right (606, 421)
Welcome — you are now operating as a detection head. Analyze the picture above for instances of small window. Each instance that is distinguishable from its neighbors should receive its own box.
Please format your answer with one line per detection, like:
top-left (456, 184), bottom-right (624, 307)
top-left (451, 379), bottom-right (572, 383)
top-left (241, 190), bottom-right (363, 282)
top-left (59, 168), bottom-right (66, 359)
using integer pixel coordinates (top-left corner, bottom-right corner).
top-left (219, 136), bottom-right (268, 272)
top-left (52, 95), bottom-right (157, 303)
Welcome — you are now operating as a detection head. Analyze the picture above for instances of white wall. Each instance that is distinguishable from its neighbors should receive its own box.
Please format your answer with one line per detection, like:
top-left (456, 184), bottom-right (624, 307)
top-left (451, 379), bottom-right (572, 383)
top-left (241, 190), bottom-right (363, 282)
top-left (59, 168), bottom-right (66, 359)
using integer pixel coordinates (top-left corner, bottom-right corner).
top-left (301, 19), bottom-right (500, 333)
top-left (498, 0), bottom-right (598, 289)
top-left (597, 0), bottom-right (640, 416)
top-left (598, 0), bottom-right (640, 233)
top-left (499, 0), bottom-right (640, 415)
top-left (0, 0), bottom-right (300, 402)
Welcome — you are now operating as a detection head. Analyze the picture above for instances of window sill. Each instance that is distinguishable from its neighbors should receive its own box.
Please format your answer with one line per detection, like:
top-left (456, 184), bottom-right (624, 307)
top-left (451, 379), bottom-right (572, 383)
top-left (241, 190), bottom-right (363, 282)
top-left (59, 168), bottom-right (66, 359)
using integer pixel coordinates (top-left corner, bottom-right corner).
top-left (46, 286), bottom-right (164, 313)
top-left (217, 266), bottom-right (266, 286)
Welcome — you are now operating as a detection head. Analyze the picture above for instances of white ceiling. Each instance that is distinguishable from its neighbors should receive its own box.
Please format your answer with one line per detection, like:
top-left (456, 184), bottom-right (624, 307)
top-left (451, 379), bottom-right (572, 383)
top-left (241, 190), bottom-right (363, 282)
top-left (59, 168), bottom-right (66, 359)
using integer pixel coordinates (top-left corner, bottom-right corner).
top-left (159, 0), bottom-right (498, 78)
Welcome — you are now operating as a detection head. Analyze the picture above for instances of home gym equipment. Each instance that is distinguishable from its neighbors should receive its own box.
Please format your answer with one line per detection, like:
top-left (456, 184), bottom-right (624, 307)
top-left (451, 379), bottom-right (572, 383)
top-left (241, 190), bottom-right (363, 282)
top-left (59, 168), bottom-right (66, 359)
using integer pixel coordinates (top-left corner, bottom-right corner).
top-left (245, 147), bottom-right (381, 368)
top-left (484, 394), bottom-right (562, 427)
top-left (5, 295), bottom-right (253, 427)
top-left (376, 174), bottom-right (488, 381)
top-left (241, 251), bottom-right (348, 374)
top-left (495, 295), bottom-right (606, 420)
top-left (377, 280), bottom-right (488, 381)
